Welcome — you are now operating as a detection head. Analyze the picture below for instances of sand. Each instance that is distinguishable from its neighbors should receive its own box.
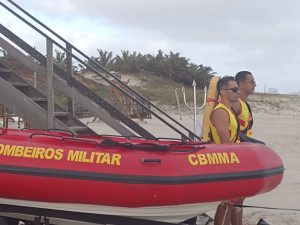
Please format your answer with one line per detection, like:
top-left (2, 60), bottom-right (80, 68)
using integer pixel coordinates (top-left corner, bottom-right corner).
top-left (241, 112), bottom-right (300, 225)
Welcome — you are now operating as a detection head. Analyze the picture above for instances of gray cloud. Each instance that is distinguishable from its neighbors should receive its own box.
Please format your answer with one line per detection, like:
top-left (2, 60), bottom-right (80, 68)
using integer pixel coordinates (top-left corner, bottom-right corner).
top-left (4, 0), bottom-right (300, 93)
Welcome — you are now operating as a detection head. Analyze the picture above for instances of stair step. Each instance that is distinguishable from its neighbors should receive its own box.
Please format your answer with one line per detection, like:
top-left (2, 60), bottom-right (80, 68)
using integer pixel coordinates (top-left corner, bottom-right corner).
top-left (54, 112), bottom-right (70, 117)
top-left (9, 81), bottom-right (29, 87)
top-left (68, 126), bottom-right (88, 132)
top-left (0, 68), bottom-right (11, 73)
top-left (31, 97), bottom-right (48, 102)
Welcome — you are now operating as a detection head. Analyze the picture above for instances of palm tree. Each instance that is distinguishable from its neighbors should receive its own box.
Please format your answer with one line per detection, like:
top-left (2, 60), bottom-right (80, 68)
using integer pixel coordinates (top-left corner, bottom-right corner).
top-left (54, 50), bottom-right (66, 70)
top-left (114, 50), bottom-right (145, 73)
top-left (187, 63), bottom-right (215, 88)
top-left (114, 50), bottom-right (129, 72)
top-left (96, 49), bottom-right (114, 70)
top-left (197, 64), bottom-right (215, 76)
top-left (159, 51), bottom-right (189, 80)
top-left (54, 49), bottom-right (82, 74)
top-left (129, 51), bottom-right (145, 73)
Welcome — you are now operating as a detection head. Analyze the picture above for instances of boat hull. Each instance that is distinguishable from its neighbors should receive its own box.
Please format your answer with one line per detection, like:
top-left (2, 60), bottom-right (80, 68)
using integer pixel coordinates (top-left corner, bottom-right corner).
top-left (0, 128), bottom-right (284, 222)
top-left (0, 168), bottom-right (283, 206)
top-left (0, 198), bottom-right (217, 224)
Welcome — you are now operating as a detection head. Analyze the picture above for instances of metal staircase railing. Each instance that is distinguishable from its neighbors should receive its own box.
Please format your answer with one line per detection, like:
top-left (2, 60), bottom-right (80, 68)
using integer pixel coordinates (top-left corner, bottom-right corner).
top-left (0, 0), bottom-right (199, 141)
top-left (0, 35), bottom-right (138, 137)
top-left (0, 60), bottom-right (97, 134)
top-left (0, 27), bottom-right (154, 138)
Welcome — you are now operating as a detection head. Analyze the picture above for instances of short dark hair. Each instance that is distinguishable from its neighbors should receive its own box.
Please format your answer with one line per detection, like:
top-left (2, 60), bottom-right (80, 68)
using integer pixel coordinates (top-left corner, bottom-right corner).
top-left (217, 76), bottom-right (236, 93)
top-left (235, 71), bottom-right (252, 85)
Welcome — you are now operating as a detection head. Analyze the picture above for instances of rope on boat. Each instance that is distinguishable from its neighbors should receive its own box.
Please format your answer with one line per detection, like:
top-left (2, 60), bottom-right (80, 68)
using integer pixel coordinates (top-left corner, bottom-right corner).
top-left (100, 138), bottom-right (204, 152)
top-left (231, 204), bottom-right (300, 212)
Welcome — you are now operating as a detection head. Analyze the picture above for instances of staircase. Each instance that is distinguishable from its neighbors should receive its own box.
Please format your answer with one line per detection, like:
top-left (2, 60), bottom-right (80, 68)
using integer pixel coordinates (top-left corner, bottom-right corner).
top-left (0, 0), bottom-right (199, 140)
top-left (0, 61), bottom-right (95, 134)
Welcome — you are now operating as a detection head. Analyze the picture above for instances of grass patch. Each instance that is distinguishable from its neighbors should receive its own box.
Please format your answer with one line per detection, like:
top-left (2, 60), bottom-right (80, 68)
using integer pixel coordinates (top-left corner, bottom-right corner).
top-left (132, 73), bottom-right (206, 107)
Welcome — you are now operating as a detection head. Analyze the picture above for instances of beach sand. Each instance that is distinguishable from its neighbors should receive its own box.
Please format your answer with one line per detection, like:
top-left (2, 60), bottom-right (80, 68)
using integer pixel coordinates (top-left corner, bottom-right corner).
top-left (241, 112), bottom-right (300, 225)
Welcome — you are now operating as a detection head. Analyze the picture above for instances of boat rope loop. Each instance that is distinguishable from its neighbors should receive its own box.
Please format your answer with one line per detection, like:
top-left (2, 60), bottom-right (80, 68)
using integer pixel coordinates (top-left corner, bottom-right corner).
top-left (100, 139), bottom-right (204, 152)
top-left (229, 203), bottom-right (300, 212)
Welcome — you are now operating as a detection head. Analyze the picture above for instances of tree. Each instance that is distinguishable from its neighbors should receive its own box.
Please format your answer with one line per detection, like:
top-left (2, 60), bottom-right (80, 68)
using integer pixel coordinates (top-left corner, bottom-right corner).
top-left (186, 63), bottom-right (215, 88)
top-left (95, 49), bottom-right (114, 70)
top-left (53, 49), bottom-right (81, 74)
top-left (54, 49), bottom-right (66, 70)
top-left (79, 48), bottom-right (216, 89)
top-left (158, 51), bottom-right (189, 80)
top-left (144, 50), bottom-right (164, 74)
top-left (114, 50), bottom-right (145, 73)
top-left (197, 64), bottom-right (215, 76)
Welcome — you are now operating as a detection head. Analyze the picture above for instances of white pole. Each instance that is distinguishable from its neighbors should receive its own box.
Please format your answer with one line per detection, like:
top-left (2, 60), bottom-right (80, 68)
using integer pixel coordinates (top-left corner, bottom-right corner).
top-left (193, 80), bottom-right (197, 139)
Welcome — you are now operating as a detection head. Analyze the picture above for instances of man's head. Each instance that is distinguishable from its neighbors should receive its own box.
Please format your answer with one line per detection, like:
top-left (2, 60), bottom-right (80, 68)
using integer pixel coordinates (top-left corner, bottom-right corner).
top-left (217, 76), bottom-right (239, 103)
top-left (235, 71), bottom-right (256, 97)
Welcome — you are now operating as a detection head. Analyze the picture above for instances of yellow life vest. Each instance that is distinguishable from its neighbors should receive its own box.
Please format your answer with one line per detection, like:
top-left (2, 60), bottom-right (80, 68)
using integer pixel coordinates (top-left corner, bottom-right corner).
top-left (237, 99), bottom-right (253, 137)
top-left (210, 103), bottom-right (239, 144)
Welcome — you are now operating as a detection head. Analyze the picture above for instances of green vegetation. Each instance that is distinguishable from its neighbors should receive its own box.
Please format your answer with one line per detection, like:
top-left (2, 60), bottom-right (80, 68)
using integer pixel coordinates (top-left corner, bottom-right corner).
top-left (73, 49), bottom-right (215, 89)
top-left (52, 48), bottom-right (212, 107)
top-left (132, 72), bottom-right (206, 106)
top-left (0, 47), bottom-right (211, 109)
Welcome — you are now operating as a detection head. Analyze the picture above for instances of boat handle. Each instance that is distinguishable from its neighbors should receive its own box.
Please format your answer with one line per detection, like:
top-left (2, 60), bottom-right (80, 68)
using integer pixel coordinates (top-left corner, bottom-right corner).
top-left (141, 158), bottom-right (161, 164)
top-left (64, 137), bottom-right (98, 145)
top-left (47, 128), bottom-right (76, 137)
top-left (29, 133), bottom-right (64, 141)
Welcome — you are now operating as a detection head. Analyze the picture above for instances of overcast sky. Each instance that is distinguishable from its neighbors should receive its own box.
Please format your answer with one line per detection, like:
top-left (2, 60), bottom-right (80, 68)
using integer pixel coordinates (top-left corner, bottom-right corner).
top-left (1, 0), bottom-right (300, 94)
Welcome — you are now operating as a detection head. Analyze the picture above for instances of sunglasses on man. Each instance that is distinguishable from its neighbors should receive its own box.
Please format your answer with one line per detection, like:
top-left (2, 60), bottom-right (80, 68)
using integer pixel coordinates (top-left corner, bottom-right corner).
top-left (222, 87), bottom-right (239, 93)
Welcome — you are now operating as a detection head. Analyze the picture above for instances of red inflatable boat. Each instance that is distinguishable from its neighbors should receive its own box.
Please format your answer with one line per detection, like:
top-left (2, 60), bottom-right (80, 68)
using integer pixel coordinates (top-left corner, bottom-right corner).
top-left (0, 128), bottom-right (284, 223)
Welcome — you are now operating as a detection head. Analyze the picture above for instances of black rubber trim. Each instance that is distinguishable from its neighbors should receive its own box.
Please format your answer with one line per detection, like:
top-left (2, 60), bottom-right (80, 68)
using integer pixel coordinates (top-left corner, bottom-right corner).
top-left (0, 164), bottom-right (284, 185)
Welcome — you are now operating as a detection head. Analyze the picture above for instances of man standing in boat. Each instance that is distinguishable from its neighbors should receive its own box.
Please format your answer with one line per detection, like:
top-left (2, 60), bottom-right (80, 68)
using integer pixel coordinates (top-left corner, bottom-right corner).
top-left (209, 76), bottom-right (240, 225)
